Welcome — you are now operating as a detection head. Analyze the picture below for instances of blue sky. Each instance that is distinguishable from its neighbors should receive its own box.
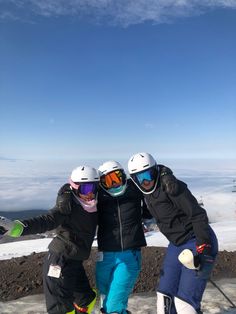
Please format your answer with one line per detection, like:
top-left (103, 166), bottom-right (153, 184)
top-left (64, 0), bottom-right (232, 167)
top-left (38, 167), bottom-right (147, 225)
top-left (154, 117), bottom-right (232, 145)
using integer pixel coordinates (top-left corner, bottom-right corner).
top-left (1, 0), bottom-right (236, 166)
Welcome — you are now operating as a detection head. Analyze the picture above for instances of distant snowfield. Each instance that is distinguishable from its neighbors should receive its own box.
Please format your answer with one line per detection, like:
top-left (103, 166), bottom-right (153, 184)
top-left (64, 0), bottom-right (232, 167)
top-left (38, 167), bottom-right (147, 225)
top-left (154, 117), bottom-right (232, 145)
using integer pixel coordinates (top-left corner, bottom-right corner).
top-left (0, 220), bottom-right (236, 261)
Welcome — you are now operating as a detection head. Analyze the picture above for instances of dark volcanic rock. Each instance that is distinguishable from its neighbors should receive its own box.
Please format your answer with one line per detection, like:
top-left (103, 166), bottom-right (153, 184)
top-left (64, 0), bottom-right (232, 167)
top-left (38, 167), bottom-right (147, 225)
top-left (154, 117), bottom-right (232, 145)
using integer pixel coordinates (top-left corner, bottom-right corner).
top-left (0, 247), bottom-right (236, 301)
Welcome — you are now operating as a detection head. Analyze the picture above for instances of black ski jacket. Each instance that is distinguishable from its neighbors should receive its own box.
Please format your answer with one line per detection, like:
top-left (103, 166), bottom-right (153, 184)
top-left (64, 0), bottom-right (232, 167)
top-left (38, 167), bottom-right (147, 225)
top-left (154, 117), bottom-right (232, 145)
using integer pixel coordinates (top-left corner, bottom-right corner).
top-left (21, 200), bottom-right (97, 260)
top-left (97, 178), bottom-right (148, 251)
top-left (145, 169), bottom-right (211, 246)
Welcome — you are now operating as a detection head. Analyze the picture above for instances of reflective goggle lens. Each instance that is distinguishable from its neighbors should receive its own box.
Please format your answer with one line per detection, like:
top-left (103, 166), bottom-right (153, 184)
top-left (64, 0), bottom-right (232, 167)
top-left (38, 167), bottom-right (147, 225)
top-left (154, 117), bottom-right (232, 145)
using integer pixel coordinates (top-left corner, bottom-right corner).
top-left (132, 166), bottom-right (158, 186)
top-left (78, 182), bottom-right (98, 196)
top-left (101, 170), bottom-right (124, 189)
top-left (136, 170), bottom-right (153, 184)
top-left (70, 180), bottom-right (98, 195)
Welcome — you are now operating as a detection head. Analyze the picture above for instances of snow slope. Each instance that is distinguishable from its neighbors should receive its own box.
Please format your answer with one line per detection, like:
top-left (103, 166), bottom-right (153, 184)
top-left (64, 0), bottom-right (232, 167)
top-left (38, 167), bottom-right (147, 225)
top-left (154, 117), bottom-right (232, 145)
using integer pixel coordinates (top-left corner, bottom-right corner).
top-left (0, 221), bottom-right (236, 261)
top-left (0, 279), bottom-right (236, 314)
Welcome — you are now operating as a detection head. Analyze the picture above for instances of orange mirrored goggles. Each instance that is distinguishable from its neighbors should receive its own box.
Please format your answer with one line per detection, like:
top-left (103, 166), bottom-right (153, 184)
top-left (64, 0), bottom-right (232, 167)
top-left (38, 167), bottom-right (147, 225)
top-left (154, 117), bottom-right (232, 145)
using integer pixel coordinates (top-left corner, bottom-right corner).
top-left (101, 170), bottom-right (126, 190)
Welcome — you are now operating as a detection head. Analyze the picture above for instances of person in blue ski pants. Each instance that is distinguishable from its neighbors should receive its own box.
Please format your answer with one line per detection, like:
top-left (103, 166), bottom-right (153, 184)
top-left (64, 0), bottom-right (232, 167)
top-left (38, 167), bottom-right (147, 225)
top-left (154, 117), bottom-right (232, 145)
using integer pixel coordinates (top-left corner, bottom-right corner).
top-left (159, 228), bottom-right (218, 313)
top-left (96, 249), bottom-right (141, 313)
top-left (94, 160), bottom-right (147, 314)
top-left (128, 152), bottom-right (219, 314)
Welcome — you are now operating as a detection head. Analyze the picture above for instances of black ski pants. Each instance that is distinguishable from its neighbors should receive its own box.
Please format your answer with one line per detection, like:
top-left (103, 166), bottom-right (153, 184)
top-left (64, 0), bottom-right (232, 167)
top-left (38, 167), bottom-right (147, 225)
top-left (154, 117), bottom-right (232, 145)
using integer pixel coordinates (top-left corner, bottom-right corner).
top-left (43, 251), bottom-right (95, 314)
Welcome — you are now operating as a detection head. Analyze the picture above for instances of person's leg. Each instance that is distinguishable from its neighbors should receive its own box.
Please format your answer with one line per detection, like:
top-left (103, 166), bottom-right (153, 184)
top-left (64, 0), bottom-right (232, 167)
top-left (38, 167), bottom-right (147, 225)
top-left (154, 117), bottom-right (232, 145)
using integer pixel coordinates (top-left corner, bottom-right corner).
top-left (175, 266), bottom-right (205, 313)
top-left (43, 252), bottom-right (96, 314)
top-left (157, 243), bottom-right (182, 314)
top-left (104, 250), bottom-right (141, 314)
top-left (96, 251), bottom-right (117, 311)
top-left (43, 252), bottom-right (75, 314)
top-left (176, 230), bottom-right (218, 313)
top-left (66, 259), bottom-right (96, 313)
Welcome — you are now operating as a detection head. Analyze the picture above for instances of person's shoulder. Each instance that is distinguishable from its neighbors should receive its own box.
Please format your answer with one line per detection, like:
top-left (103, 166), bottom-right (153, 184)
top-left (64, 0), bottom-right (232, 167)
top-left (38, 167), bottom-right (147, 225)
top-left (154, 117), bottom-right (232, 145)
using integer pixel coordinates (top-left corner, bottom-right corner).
top-left (158, 164), bottom-right (173, 176)
top-left (127, 177), bottom-right (133, 185)
top-left (56, 183), bottom-right (73, 214)
top-left (57, 183), bottom-right (71, 195)
top-left (126, 177), bottom-right (136, 189)
top-left (158, 165), bottom-right (186, 196)
top-left (126, 178), bottom-right (143, 195)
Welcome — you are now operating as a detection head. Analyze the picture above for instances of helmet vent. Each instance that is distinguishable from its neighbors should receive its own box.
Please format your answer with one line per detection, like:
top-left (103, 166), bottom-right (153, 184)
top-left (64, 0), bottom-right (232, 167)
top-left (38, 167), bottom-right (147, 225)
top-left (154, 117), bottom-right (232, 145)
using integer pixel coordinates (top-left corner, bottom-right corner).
top-left (143, 164), bottom-right (149, 168)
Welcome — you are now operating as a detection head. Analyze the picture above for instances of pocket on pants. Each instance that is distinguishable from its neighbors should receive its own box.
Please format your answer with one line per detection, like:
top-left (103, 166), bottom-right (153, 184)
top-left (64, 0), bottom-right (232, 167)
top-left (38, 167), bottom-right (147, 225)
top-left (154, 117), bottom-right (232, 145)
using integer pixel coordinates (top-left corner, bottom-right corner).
top-left (46, 253), bottom-right (67, 280)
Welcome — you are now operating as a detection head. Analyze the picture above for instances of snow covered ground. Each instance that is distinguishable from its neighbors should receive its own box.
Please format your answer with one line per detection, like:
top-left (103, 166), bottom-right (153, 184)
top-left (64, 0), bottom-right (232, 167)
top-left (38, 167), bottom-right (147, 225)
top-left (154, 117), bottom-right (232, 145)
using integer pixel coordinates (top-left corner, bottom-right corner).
top-left (0, 279), bottom-right (236, 313)
top-left (0, 221), bottom-right (236, 313)
top-left (0, 220), bottom-right (236, 261)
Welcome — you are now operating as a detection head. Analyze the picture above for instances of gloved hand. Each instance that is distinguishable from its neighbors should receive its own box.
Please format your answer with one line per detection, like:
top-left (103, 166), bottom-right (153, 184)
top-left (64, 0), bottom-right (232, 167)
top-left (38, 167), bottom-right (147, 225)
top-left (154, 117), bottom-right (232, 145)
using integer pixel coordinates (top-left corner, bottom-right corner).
top-left (56, 183), bottom-right (72, 214)
top-left (0, 216), bottom-right (24, 238)
top-left (160, 167), bottom-right (179, 195)
top-left (196, 244), bottom-right (215, 280)
top-left (8, 220), bottom-right (25, 237)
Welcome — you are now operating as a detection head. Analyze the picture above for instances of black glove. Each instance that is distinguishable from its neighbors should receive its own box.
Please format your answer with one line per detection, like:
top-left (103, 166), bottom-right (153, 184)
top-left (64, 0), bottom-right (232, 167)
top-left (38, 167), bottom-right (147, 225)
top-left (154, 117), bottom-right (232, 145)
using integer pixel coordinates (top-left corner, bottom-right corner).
top-left (56, 183), bottom-right (72, 214)
top-left (160, 167), bottom-right (179, 195)
top-left (196, 244), bottom-right (215, 280)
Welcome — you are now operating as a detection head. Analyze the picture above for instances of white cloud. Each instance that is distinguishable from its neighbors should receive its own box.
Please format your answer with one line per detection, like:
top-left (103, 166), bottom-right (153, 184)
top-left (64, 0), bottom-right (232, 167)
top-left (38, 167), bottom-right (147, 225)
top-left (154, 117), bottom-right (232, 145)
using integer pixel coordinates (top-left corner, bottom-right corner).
top-left (0, 176), bottom-right (65, 211)
top-left (1, 0), bottom-right (236, 25)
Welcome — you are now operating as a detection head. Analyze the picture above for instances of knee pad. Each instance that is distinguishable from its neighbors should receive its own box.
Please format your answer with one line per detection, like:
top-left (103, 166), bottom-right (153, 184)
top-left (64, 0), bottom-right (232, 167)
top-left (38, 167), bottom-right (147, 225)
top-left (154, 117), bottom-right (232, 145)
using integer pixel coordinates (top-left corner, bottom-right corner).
top-left (174, 297), bottom-right (198, 314)
top-left (156, 292), bottom-right (172, 314)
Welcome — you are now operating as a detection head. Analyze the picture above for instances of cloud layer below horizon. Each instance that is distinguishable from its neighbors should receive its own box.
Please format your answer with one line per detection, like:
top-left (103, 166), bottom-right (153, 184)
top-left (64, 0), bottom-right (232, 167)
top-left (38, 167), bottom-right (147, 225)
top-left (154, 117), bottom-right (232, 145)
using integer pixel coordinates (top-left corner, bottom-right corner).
top-left (0, 168), bottom-right (235, 223)
top-left (1, 0), bottom-right (236, 25)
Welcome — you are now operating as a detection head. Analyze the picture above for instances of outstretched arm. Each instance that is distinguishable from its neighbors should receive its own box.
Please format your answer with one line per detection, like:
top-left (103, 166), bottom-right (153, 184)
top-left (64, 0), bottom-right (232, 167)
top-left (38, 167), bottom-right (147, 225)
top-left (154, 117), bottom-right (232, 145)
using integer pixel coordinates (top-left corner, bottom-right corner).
top-left (0, 207), bottom-right (68, 238)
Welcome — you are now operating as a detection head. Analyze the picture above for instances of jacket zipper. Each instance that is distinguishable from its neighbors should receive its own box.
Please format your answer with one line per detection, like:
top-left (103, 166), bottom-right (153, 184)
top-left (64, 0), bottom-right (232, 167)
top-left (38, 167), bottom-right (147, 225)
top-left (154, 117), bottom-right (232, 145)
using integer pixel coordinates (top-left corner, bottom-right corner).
top-left (117, 198), bottom-right (124, 251)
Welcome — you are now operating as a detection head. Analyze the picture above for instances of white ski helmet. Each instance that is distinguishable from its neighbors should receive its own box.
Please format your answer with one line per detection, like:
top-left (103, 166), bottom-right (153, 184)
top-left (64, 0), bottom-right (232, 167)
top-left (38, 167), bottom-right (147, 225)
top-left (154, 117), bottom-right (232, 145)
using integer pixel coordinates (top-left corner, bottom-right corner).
top-left (69, 165), bottom-right (100, 209)
top-left (98, 160), bottom-right (127, 197)
top-left (128, 152), bottom-right (158, 194)
top-left (98, 160), bottom-right (123, 176)
top-left (70, 166), bottom-right (100, 184)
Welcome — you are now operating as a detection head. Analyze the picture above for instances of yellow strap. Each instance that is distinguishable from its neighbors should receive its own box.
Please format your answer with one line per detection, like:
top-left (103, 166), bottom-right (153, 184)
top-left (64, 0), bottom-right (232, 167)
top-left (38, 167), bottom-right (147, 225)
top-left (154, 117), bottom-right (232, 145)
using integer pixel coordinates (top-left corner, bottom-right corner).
top-left (87, 288), bottom-right (97, 314)
top-left (67, 288), bottom-right (97, 314)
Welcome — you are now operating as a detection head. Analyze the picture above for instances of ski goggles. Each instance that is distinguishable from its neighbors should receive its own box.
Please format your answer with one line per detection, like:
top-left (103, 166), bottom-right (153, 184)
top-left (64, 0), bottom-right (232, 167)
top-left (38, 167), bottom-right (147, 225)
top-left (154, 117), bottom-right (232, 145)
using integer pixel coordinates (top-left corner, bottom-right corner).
top-left (100, 169), bottom-right (126, 190)
top-left (131, 166), bottom-right (158, 186)
top-left (70, 180), bottom-right (99, 196)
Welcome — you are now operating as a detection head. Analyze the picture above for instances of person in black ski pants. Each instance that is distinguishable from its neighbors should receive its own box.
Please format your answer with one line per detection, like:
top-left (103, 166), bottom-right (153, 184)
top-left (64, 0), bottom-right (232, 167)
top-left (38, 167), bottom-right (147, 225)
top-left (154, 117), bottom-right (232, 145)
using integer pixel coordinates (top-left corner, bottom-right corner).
top-left (0, 166), bottom-right (99, 314)
top-left (58, 160), bottom-right (175, 314)
top-left (128, 152), bottom-right (218, 314)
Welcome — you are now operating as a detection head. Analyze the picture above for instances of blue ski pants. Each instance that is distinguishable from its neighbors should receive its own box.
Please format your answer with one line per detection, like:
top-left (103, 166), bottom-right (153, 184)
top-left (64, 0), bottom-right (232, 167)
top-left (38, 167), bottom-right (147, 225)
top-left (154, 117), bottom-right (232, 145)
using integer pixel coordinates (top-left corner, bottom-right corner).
top-left (96, 249), bottom-right (141, 314)
top-left (157, 227), bottom-right (218, 313)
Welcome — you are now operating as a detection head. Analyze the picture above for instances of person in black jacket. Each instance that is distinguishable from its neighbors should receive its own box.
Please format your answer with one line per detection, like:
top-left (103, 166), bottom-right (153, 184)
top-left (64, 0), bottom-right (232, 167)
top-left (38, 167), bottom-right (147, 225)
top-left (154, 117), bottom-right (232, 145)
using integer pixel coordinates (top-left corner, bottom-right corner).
top-left (0, 166), bottom-right (99, 314)
top-left (58, 160), bottom-right (157, 314)
top-left (128, 152), bottom-right (218, 314)
top-left (96, 160), bottom-right (148, 314)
